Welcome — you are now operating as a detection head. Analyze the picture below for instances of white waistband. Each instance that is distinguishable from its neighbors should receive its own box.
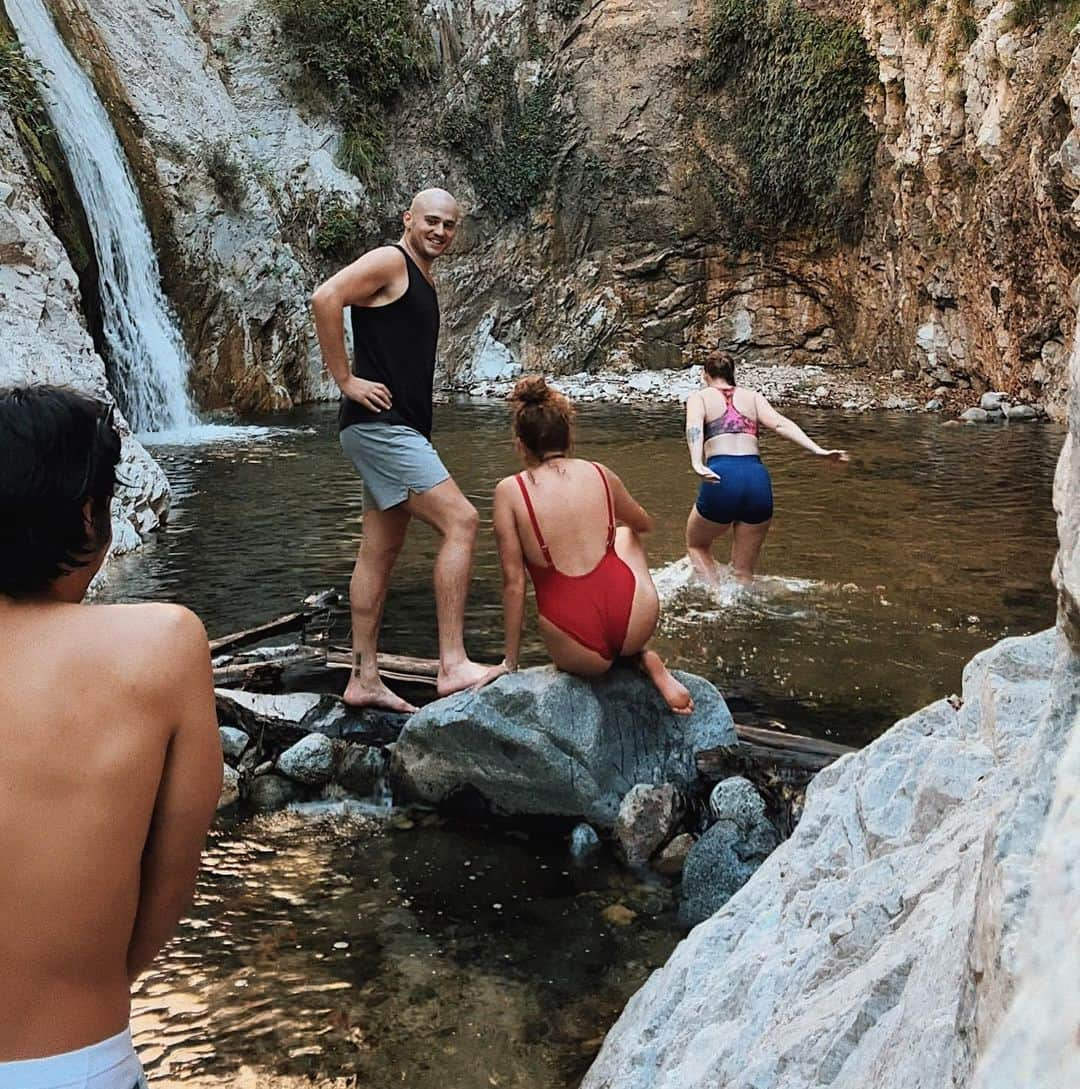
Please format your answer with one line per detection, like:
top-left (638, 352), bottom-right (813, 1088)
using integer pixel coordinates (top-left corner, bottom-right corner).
top-left (0, 1027), bottom-right (138, 1089)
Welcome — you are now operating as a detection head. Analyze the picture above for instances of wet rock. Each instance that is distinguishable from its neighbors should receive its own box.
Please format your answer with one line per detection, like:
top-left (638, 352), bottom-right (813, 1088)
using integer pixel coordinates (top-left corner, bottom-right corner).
top-left (925, 399), bottom-right (943, 411)
top-left (336, 744), bottom-right (387, 797)
top-left (248, 772), bottom-right (304, 813)
top-left (981, 391), bottom-right (1007, 411)
top-left (615, 784), bottom-right (685, 866)
top-left (602, 903), bottom-right (638, 927)
top-left (219, 726), bottom-right (250, 761)
top-left (653, 833), bottom-right (696, 877)
top-left (1004, 404), bottom-right (1037, 420)
top-left (218, 763), bottom-right (240, 809)
top-left (391, 665), bottom-right (735, 826)
top-left (277, 733), bottom-right (336, 786)
top-left (961, 407), bottom-right (990, 421)
top-left (571, 822), bottom-right (602, 861)
top-left (680, 778), bottom-right (779, 926)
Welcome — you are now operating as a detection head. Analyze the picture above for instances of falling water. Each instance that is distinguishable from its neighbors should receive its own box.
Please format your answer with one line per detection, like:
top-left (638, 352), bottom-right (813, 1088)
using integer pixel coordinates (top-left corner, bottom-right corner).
top-left (6, 0), bottom-right (199, 434)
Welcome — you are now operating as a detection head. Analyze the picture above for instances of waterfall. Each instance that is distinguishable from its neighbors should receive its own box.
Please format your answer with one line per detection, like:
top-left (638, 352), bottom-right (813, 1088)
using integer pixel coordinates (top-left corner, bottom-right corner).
top-left (6, 0), bottom-right (199, 435)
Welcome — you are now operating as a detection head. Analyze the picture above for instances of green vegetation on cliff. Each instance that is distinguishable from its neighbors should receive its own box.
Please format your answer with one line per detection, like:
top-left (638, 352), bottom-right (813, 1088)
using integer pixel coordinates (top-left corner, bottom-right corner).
top-left (441, 50), bottom-right (568, 218)
top-left (267, 0), bottom-right (434, 182)
top-left (0, 32), bottom-right (49, 143)
top-left (700, 0), bottom-right (878, 247)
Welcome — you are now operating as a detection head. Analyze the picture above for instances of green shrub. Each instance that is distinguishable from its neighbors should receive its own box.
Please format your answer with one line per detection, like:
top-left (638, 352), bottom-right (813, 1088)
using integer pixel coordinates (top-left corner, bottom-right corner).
top-left (0, 35), bottom-right (50, 141)
top-left (548, 0), bottom-right (581, 18)
top-left (915, 21), bottom-right (934, 43)
top-left (267, 0), bottom-right (435, 182)
top-left (699, 0), bottom-right (878, 247)
top-left (439, 51), bottom-right (568, 218)
top-left (204, 140), bottom-right (246, 211)
top-left (314, 199), bottom-right (364, 258)
top-left (959, 13), bottom-right (980, 45)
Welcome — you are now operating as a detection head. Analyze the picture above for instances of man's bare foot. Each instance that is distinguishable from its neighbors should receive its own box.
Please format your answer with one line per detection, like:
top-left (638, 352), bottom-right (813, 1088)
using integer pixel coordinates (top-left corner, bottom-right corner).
top-left (640, 649), bottom-right (695, 716)
top-left (437, 659), bottom-right (495, 698)
top-left (343, 677), bottom-right (418, 714)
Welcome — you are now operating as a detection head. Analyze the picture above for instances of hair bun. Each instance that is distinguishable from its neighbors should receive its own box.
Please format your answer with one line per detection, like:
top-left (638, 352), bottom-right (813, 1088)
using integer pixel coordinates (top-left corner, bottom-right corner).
top-left (510, 376), bottom-right (551, 407)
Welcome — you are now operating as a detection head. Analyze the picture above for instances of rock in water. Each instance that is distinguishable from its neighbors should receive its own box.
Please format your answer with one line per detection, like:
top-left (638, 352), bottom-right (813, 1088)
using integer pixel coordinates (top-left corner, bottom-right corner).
top-left (570, 822), bottom-right (602, 861)
top-left (391, 666), bottom-right (735, 826)
top-left (218, 763), bottom-right (240, 810)
top-left (680, 778), bottom-right (779, 926)
top-left (277, 733), bottom-right (336, 786)
top-left (248, 773), bottom-right (304, 813)
top-left (653, 832), bottom-right (695, 877)
top-left (615, 784), bottom-right (686, 866)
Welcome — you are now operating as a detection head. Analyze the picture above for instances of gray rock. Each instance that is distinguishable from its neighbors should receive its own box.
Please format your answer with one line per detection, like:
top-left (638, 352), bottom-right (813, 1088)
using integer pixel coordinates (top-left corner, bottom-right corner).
top-left (961, 406), bottom-right (990, 421)
top-left (336, 744), bottom-right (387, 798)
top-left (570, 822), bottom-right (602, 861)
top-left (615, 784), bottom-right (685, 866)
top-left (218, 763), bottom-right (240, 810)
top-left (248, 773), bottom-right (303, 813)
top-left (680, 778), bottom-right (778, 926)
top-left (583, 630), bottom-right (1068, 1089)
top-left (1004, 403), bottom-right (1038, 420)
top-left (981, 391), bottom-right (1007, 411)
top-left (653, 833), bottom-right (696, 877)
top-left (924, 399), bottom-right (943, 411)
top-left (277, 733), bottom-right (336, 786)
top-left (219, 726), bottom-right (250, 761)
top-left (391, 665), bottom-right (735, 826)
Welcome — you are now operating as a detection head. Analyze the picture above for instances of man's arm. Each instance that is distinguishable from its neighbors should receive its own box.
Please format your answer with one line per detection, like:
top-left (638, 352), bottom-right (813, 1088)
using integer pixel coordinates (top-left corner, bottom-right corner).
top-left (127, 606), bottom-right (222, 982)
top-left (311, 247), bottom-right (404, 412)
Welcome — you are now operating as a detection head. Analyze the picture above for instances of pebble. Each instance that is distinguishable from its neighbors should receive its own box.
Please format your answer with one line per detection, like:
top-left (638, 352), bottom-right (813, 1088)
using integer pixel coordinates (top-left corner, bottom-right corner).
top-left (601, 903), bottom-right (638, 927)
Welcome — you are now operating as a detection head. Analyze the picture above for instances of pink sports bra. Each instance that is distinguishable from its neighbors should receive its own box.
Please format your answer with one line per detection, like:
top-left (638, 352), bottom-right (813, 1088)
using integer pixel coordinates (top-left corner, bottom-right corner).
top-left (703, 387), bottom-right (758, 439)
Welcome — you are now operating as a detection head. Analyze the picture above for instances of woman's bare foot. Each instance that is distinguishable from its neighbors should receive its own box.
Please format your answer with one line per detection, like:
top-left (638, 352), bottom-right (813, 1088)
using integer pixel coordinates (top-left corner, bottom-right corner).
top-left (437, 659), bottom-right (495, 698)
top-left (343, 677), bottom-right (418, 714)
top-left (640, 649), bottom-right (695, 715)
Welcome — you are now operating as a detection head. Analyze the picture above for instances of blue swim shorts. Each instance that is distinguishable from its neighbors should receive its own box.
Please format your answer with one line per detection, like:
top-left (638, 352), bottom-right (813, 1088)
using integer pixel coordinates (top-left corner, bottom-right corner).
top-left (340, 422), bottom-right (450, 511)
top-left (695, 454), bottom-right (774, 525)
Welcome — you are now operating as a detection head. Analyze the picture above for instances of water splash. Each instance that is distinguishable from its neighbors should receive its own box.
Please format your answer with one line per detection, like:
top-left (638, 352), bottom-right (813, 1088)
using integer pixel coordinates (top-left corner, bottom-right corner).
top-left (8, 0), bottom-right (199, 434)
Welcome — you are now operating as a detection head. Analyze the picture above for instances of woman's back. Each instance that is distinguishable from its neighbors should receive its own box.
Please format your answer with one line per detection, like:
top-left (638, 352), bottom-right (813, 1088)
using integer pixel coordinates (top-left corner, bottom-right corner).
top-left (510, 458), bottom-right (614, 575)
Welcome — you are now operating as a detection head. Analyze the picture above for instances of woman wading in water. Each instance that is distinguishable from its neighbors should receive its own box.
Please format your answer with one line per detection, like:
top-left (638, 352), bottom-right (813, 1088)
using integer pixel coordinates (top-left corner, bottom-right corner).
top-left (482, 377), bottom-right (693, 714)
top-left (686, 350), bottom-right (849, 585)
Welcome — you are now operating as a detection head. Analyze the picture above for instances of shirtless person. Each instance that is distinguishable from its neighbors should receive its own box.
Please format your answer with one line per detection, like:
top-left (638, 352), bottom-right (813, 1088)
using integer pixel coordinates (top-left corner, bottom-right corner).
top-left (312, 187), bottom-right (488, 712)
top-left (0, 387), bottom-right (222, 1088)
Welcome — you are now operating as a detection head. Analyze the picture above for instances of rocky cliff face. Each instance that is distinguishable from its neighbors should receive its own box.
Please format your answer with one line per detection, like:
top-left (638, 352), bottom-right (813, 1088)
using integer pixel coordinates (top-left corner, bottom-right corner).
top-left (0, 108), bottom-right (169, 550)
top-left (12, 0), bottom-right (1078, 418)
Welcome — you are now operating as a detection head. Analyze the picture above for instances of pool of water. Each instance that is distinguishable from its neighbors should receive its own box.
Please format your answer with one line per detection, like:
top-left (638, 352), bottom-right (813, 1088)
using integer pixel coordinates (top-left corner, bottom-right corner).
top-left (106, 398), bottom-right (1062, 1087)
top-left (108, 399), bottom-right (1063, 746)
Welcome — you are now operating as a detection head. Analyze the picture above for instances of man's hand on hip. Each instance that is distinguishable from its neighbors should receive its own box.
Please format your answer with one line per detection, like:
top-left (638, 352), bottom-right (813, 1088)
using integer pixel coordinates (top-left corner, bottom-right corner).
top-left (345, 377), bottom-right (392, 412)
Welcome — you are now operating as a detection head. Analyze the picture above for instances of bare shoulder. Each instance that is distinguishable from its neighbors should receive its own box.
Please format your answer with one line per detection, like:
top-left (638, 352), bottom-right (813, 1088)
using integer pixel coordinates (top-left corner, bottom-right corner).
top-left (96, 602), bottom-right (209, 674)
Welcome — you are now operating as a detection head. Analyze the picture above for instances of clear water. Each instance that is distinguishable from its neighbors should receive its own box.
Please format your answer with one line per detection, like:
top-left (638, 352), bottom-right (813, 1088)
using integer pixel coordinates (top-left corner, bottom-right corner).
top-left (103, 399), bottom-right (1062, 1087)
top-left (7, 0), bottom-right (199, 433)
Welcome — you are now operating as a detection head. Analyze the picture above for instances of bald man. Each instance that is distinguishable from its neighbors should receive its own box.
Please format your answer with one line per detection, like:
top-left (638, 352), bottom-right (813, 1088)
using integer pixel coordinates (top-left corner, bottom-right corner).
top-left (313, 188), bottom-right (489, 711)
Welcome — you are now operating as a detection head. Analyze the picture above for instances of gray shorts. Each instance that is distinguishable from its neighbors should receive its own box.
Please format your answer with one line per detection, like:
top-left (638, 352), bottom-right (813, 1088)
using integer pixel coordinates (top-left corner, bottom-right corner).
top-left (340, 422), bottom-right (450, 511)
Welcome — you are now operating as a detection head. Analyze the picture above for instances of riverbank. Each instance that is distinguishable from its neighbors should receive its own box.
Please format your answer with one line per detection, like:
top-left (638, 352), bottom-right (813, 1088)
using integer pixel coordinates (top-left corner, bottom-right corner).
top-left (451, 362), bottom-right (1047, 418)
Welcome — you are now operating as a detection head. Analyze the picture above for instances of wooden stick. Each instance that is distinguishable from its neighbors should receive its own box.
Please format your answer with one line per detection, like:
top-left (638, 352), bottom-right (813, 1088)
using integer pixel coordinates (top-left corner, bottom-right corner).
top-left (326, 648), bottom-right (439, 685)
top-left (209, 612), bottom-right (307, 655)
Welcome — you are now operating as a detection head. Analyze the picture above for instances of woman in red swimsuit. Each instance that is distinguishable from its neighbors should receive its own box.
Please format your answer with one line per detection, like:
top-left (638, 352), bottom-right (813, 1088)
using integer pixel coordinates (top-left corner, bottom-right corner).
top-left (482, 377), bottom-right (693, 714)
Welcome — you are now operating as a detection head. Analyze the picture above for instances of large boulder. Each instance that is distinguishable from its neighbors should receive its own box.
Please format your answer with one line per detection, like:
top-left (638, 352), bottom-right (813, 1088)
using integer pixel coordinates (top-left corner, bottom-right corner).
top-left (391, 666), bottom-right (736, 827)
top-left (583, 629), bottom-right (1071, 1089)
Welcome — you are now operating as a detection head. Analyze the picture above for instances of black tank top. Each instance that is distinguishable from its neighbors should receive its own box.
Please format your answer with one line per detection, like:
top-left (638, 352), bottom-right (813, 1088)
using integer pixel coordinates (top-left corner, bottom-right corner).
top-left (338, 244), bottom-right (440, 438)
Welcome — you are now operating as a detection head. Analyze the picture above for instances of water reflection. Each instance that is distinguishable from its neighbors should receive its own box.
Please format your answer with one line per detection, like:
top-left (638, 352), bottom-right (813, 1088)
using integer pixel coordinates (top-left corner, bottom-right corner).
top-left (107, 401), bottom-right (1062, 745)
top-left (134, 817), bottom-right (680, 1087)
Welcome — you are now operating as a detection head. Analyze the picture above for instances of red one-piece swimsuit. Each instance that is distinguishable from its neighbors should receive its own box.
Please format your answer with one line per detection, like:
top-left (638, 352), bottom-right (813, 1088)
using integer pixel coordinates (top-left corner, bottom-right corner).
top-left (514, 462), bottom-right (638, 661)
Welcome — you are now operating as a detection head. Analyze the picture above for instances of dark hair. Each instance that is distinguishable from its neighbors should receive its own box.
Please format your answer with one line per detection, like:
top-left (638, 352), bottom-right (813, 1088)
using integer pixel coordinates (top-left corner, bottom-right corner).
top-left (704, 350), bottom-right (737, 384)
top-left (0, 386), bottom-right (121, 597)
top-left (509, 376), bottom-right (575, 460)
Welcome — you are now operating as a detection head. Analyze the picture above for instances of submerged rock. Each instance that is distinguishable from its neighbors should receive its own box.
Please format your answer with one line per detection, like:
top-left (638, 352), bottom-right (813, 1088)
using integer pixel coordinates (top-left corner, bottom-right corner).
top-left (248, 772), bottom-right (304, 813)
top-left (583, 630), bottom-right (1069, 1089)
top-left (391, 666), bottom-right (735, 827)
top-left (615, 784), bottom-right (685, 866)
top-left (680, 778), bottom-right (779, 926)
top-left (653, 833), bottom-right (696, 877)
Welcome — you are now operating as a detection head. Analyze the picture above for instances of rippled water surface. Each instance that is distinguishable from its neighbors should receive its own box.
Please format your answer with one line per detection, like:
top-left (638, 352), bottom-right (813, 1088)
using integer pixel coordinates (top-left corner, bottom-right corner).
top-left (109, 400), bottom-right (1063, 745)
top-left (107, 399), bottom-right (1062, 1087)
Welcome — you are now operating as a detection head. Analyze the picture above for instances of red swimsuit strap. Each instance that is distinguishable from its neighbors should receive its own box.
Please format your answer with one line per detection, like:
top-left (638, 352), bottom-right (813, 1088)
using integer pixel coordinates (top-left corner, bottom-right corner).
top-left (514, 473), bottom-right (553, 565)
top-left (591, 462), bottom-right (616, 550)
